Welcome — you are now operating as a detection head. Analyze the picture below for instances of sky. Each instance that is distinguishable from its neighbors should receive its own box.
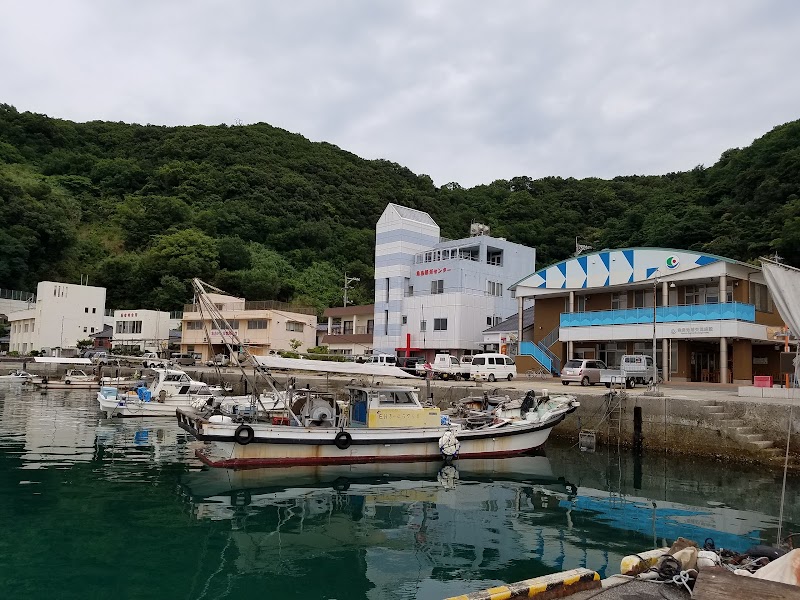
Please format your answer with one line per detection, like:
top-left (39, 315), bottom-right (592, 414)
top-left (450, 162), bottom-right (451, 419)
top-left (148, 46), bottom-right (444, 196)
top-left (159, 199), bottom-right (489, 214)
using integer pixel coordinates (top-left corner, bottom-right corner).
top-left (2, 0), bottom-right (800, 187)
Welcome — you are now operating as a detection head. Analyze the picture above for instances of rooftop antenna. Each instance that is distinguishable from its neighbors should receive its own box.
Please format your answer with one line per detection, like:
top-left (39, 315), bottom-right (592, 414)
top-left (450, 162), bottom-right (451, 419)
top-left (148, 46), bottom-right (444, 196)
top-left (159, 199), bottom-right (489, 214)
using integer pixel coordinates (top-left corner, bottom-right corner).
top-left (772, 252), bottom-right (784, 263)
top-left (575, 237), bottom-right (593, 257)
top-left (343, 272), bottom-right (360, 307)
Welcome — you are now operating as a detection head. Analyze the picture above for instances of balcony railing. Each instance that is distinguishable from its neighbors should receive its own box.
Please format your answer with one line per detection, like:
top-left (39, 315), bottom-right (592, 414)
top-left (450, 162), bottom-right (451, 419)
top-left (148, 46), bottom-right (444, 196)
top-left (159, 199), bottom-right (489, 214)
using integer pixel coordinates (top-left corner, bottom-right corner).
top-left (328, 326), bottom-right (372, 336)
top-left (560, 302), bottom-right (756, 327)
top-left (0, 288), bottom-right (35, 302)
top-left (183, 300), bottom-right (316, 315)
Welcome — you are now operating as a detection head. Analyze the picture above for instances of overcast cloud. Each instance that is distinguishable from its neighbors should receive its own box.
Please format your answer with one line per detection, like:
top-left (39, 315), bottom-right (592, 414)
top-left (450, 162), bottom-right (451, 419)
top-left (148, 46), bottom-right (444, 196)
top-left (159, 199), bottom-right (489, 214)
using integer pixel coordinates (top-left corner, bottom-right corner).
top-left (1, 0), bottom-right (799, 187)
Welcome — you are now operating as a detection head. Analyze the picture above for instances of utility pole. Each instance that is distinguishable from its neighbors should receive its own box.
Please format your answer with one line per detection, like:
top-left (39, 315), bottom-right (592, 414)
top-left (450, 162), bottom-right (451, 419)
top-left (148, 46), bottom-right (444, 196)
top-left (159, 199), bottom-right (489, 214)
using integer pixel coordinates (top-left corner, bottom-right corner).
top-left (343, 272), bottom-right (360, 307)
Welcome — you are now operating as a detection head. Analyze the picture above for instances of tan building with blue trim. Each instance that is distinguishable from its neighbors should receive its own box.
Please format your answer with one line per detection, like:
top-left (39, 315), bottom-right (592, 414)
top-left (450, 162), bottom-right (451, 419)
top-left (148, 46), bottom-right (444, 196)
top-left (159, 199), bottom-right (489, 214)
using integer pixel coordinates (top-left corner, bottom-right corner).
top-left (512, 248), bottom-right (784, 384)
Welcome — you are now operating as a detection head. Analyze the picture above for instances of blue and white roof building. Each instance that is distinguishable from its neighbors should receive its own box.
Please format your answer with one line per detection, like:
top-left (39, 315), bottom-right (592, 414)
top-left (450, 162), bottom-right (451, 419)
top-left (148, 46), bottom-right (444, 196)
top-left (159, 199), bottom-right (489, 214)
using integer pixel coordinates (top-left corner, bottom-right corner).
top-left (512, 248), bottom-right (782, 384)
top-left (373, 204), bottom-right (536, 359)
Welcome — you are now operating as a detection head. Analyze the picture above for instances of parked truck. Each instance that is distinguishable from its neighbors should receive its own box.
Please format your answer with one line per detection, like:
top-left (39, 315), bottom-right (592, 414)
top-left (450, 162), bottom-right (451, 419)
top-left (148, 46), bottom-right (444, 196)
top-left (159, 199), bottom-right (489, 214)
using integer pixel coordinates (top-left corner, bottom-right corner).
top-left (416, 354), bottom-right (472, 380)
top-left (599, 354), bottom-right (660, 389)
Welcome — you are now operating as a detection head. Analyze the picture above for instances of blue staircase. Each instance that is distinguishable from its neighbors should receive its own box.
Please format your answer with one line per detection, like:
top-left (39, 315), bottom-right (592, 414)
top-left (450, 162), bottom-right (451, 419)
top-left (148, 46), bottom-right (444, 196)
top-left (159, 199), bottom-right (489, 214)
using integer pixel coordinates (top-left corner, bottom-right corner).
top-left (520, 341), bottom-right (552, 374)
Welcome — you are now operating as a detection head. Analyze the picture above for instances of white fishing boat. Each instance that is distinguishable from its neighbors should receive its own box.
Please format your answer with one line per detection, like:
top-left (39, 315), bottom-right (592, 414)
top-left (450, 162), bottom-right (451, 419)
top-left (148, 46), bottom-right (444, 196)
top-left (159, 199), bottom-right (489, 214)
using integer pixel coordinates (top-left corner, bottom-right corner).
top-left (27, 369), bottom-right (101, 390)
top-left (97, 368), bottom-right (219, 417)
top-left (174, 277), bottom-right (574, 468)
top-left (177, 356), bottom-right (572, 469)
top-left (0, 369), bottom-right (34, 382)
top-left (96, 367), bottom-right (276, 418)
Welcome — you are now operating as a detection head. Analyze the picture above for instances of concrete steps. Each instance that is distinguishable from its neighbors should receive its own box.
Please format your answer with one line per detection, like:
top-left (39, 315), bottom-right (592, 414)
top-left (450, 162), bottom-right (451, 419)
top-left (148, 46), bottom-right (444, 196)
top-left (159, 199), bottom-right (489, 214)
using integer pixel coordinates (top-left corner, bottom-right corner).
top-left (701, 402), bottom-right (777, 453)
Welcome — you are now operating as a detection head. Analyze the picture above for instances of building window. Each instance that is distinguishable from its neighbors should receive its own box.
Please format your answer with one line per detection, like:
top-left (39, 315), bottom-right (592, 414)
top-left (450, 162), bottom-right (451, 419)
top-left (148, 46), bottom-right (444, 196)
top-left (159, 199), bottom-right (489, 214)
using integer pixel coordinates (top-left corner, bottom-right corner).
top-left (92, 307), bottom-right (96, 314)
top-left (487, 317), bottom-right (492, 326)
top-left (384, 310), bottom-right (389, 335)
top-left (434, 318), bottom-right (447, 331)
top-left (750, 282), bottom-right (773, 312)
top-left (706, 286), bottom-right (720, 304)
top-left (575, 296), bottom-right (587, 312)
top-left (83, 327), bottom-right (88, 333)
top-left (85, 307), bottom-right (89, 313)
top-left (401, 315), bottom-right (407, 325)
top-left (90, 327), bottom-right (95, 333)
top-left (185, 321), bottom-right (204, 330)
top-left (684, 285), bottom-right (702, 305)
top-left (385, 278), bottom-right (390, 302)
top-left (23, 323), bottom-right (29, 333)
top-left (510, 289), bottom-right (516, 299)
top-left (31, 323), bottom-right (34, 332)
top-left (611, 292), bottom-right (627, 310)
top-left (487, 249), bottom-right (503, 266)
top-left (226, 320), bottom-right (239, 329)
top-left (633, 290), bottom-right (646, 308)
top-left (431, 280), bottom-right (444, 294)
top-left (367, 319), bottom-right (374, 334)
top-left (487, 281), bottom-right (503, 296)
top-left (671, 342), bottom-right (679, 374)
top-left (116, 320), bottom-right (143, 334)
top-left (343, 320), bottom-right (353, 334)
top-left (286, 321), bottom-right (304, 332)
top-left (424, 252), bottom-right (433, 263)
top-left (420, 320), bottom-right (427, 332)
top-left (247, 319), bottom-right (268, 329)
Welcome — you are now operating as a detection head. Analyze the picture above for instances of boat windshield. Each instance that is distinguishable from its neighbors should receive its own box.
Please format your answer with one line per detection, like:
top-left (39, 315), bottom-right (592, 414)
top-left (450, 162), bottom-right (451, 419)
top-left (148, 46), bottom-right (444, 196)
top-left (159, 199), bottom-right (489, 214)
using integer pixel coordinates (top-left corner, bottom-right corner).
top-left (377, 391), bottom-right (417, 405)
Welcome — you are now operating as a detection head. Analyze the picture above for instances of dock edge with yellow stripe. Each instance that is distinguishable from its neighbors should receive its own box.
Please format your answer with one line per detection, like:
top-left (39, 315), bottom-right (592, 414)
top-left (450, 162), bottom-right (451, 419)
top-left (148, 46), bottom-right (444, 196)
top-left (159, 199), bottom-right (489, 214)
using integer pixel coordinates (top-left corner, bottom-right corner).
top-left (444, 567), bottom-right (600, 600)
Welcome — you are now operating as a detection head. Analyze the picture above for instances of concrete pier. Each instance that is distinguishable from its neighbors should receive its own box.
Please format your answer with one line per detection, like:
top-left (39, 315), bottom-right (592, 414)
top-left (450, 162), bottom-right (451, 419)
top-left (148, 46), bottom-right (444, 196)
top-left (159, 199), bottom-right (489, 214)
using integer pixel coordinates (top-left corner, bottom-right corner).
top-left (3, 358), bottom-right (797, 466)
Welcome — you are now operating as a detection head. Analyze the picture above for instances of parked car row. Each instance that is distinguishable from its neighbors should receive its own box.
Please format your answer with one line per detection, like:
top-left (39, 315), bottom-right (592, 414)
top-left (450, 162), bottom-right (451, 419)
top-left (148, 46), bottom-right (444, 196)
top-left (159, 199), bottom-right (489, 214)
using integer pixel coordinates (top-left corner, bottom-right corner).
top-left (560, 355), bottom-right (661, 388)
top-left (366, 353), bottom-right (516, 382)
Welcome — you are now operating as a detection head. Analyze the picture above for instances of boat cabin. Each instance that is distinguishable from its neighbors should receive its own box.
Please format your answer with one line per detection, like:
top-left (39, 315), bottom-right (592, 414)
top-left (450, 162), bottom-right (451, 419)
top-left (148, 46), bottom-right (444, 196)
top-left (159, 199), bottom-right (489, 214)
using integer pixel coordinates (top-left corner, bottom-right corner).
top-left (150, 369), bottom-right (213, 397)
top-left (347, 385), bottom-right (443, 428)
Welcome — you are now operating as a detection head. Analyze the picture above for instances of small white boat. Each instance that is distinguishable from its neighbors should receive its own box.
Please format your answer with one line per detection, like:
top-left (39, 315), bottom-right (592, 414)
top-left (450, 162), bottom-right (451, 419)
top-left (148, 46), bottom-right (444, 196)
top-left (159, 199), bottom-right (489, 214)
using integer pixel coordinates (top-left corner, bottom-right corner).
top-left (96, 368), bottom-right (261, 418)
top-left (0, 369), bottom-right (33, 382)
top-left (28, 369), bottom-right (100, 390)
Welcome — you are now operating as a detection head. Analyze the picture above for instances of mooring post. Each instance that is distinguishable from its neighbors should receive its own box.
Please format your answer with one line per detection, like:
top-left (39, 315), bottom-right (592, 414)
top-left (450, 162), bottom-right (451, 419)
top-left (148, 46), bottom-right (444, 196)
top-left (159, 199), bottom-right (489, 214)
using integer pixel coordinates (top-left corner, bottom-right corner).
top-left (633, 405), bottom-right (643, 454)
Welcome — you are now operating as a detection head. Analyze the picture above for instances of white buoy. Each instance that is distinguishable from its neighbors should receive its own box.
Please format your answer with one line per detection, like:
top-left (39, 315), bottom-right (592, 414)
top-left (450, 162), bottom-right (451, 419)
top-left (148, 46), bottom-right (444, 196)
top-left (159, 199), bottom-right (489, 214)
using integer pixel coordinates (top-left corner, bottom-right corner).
top-left (438, 430), bottom-right (461, 458)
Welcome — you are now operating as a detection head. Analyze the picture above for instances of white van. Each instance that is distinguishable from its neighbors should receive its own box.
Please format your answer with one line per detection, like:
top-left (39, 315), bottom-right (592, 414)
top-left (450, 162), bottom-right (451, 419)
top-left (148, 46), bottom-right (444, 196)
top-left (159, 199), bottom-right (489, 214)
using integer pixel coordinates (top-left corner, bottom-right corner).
top-left (470, 353), bottom-right (517, 382)
top-left (367, 354), bottom-right (397, 366)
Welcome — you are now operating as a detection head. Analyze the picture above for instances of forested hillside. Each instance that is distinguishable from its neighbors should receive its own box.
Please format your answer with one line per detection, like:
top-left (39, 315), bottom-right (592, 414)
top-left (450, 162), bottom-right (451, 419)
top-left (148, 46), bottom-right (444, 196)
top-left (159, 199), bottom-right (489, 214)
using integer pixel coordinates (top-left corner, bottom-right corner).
top-left (1, 103), bottom-right (799, 312)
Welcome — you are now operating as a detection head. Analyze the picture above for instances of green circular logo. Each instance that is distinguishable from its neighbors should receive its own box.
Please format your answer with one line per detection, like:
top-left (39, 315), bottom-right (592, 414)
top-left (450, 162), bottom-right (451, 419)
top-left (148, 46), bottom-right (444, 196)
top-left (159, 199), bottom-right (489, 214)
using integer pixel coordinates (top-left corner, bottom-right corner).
top-left (666, 255), bottom-right (680, 269)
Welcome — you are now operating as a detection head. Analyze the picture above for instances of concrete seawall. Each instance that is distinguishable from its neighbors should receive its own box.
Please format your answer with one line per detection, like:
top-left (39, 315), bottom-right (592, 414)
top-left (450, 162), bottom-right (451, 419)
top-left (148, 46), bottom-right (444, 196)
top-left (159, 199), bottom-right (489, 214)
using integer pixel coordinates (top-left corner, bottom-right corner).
top-left (6, 359), bottom-right (797, 466)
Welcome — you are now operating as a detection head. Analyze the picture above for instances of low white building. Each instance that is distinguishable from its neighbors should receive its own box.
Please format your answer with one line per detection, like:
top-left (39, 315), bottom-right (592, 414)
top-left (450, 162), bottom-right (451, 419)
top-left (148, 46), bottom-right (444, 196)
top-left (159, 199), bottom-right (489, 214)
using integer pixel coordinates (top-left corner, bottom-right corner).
top-left (113, 309), bottom-right (181, 353)
top-left (8, 281), bottom-right (106, 356)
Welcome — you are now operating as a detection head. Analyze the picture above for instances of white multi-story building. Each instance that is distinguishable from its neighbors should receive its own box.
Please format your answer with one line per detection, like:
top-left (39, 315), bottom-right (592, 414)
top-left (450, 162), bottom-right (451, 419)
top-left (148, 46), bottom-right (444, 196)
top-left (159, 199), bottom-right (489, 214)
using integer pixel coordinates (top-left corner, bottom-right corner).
top-left (8, 281), bottom-right (106, 355)
top-left (113, 309), bottom-right (182, 353)
top-left (373, 204), bottom-right (536, 360)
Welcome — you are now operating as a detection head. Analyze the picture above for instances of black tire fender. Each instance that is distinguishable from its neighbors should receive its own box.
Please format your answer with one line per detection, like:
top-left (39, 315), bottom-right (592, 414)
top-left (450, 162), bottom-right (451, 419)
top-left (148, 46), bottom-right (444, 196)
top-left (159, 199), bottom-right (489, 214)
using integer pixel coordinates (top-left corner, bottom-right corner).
top-left (234, 424), bottom-right (255, 445)
top-left (334, 431), bottom-right (352, 450)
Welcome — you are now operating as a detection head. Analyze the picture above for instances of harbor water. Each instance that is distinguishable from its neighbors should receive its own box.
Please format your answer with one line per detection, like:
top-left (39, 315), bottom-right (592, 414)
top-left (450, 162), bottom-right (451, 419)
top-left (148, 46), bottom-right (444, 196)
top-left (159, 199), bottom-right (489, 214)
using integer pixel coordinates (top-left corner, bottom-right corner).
top-left (1, 384), bottom-right (799, 600)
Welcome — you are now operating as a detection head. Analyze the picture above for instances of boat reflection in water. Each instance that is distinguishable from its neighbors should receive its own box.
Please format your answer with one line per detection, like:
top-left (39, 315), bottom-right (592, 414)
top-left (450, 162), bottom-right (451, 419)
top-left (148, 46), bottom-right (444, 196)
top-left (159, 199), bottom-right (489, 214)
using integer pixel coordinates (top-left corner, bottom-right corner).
top-left (180, 455), bottom-right (582, 597)
top-left (180, 452), bottom-right (785, 600)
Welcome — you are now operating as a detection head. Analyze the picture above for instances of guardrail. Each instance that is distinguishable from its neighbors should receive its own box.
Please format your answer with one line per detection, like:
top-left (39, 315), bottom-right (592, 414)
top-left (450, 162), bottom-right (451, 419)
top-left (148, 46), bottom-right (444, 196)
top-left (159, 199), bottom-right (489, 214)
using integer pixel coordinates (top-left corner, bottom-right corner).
top-left (560, 302), bottom-right (756, 327)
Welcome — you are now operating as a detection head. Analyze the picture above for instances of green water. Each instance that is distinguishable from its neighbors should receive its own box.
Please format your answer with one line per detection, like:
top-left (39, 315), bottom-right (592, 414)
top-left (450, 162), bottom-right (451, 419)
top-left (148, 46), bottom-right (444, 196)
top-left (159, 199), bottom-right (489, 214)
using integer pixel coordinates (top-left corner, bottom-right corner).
top-left (1, 385), bottom-right (799, 600)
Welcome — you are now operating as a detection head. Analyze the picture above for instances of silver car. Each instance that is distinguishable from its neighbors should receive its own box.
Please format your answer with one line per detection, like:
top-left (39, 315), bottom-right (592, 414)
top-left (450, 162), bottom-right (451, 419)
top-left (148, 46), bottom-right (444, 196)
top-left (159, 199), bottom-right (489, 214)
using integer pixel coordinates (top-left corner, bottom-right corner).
top-left (561, 359), bottom-right (607, 386)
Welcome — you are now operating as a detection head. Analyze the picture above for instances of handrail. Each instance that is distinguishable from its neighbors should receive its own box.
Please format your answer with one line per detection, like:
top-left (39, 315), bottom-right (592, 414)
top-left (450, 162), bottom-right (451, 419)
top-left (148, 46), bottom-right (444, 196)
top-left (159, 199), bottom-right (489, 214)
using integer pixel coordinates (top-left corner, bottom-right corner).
top-left (520, 341), bottom-right (552, 373)
top-left (561, 302), bottom-right (756, 327)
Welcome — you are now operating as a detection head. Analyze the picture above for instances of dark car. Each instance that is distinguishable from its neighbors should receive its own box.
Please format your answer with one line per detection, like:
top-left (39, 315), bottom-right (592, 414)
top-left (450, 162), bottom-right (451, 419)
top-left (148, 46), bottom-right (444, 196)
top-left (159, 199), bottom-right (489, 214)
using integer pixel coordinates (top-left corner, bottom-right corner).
top-left (396, 356), bottom-right (423, 376)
